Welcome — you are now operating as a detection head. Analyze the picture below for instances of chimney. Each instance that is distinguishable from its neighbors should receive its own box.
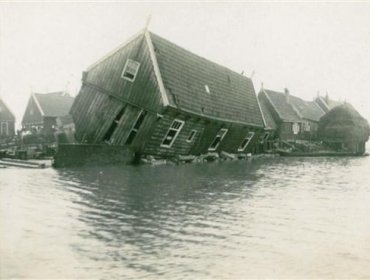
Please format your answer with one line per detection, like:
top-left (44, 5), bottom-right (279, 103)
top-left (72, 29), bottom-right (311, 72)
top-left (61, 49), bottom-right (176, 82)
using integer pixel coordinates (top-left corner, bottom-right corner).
top-left (284, 88), bottom-right (290, 103)
top-left (325, 91), bottom-right (329, 104)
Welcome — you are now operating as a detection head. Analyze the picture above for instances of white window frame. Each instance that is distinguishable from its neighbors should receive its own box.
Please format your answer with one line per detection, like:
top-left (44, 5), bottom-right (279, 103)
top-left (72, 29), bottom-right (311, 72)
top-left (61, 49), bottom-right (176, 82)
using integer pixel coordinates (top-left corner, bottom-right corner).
top-left (121, 59), bottom-right (140, 82)
top-left (238, 131), bottom-right (255, 152)
top-left (208, 128), bottom-right (228, 151)
top-left (0, 122), bottom-right (9, 136)
top-left (161, 119), bottom-right (185, 148)
top-left (186, 129), bottom-right (197, 143)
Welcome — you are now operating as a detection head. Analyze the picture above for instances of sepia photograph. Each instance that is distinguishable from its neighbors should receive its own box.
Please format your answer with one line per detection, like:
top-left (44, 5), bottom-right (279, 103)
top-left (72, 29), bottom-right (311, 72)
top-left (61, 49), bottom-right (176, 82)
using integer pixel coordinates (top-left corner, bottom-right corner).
top-left (1, 1), bottom-right (370, 279)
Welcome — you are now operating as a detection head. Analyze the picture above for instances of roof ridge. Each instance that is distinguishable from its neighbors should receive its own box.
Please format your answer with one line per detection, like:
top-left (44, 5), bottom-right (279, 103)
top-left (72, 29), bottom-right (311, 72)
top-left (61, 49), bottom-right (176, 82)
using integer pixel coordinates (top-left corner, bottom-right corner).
top-left (149, 31), bottom-right (252, 81)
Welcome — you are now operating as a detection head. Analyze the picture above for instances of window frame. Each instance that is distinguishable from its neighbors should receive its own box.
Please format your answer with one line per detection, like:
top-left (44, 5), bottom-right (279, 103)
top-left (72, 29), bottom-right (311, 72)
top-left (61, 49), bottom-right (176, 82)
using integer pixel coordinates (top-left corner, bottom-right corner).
top-left (208, 128), bottom-right (228, 151)
top-left (121, 59), bottom-right (140, 82)
top-left (0, 122), bottom-right (9, 136)
top-left (186, 129), bottom-right (197, 143)
top-left (160, 119), bottom-right (185, 148)
top-left (125, 110), bottom-right (146, 145)
top-left (238, 131), bottom-right (255, 152)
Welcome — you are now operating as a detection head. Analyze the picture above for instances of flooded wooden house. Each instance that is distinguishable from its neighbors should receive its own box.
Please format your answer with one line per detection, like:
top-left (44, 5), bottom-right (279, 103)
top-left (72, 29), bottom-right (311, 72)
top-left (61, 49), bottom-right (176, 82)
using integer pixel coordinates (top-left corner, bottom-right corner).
top-left (70, 29), bottom-right (265, 159)
top-left (0, 98), bottom-right (16, 139)
top-left (258, 88), bottom-right (325, 141)
top-left (22, 92), bottom-right (74, 136)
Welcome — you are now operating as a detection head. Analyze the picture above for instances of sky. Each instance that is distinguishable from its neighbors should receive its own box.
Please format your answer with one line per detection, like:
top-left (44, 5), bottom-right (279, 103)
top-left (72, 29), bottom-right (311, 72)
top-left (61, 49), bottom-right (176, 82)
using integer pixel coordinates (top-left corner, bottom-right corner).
top-left (1, 2), bottom-right (370, 128)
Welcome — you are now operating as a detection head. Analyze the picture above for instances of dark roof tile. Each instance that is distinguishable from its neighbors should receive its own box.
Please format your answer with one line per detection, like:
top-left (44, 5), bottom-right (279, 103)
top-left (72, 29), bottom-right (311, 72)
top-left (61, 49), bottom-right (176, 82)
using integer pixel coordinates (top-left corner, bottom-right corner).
top-left (150, 32), bottom-right (264, 127)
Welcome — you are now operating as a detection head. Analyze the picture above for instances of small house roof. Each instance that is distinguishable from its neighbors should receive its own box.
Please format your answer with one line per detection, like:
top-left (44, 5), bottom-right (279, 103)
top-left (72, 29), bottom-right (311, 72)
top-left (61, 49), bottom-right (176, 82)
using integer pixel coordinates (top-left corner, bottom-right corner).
top-left (0, 98), bottom-right (15, 121)
top-left (262, 89), bottom-right (325, 122)
top-left (33, 92), bottom-right (74, 117)
top-left (149, 32), bottom-right (265, 127)
top-left (261, 89), bottom-right (301, 122)
top-left (316, 95), bottom-right (342, 112)
top-left (289, 95), bottom-right (325, 122)
top-left (258, 96), bottom-right (277, 130)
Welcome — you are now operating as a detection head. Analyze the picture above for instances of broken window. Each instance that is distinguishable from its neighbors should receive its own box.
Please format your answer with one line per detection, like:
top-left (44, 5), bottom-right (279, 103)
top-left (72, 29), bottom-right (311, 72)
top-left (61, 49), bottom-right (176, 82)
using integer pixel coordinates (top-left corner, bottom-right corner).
top-left (103, 106), bottom-right (126, 143)
top-left (238, 131), bottom-right (255, 152)
top-left (121, 59), bottom-right (140, 82)
top-left (186, 129), bottom-right (197, 143)
top-left (208, 128), bottom-right (228, 151)
top-left (161, 119), bottom-right (184, 148)
top-left (125, 111), bottom-right (146, 145)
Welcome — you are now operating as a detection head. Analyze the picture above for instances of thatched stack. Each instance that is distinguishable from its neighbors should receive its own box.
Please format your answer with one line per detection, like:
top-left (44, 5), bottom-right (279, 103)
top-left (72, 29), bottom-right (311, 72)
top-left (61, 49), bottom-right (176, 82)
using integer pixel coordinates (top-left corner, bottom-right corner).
top-left (317, 103), bottom-right (370, 154)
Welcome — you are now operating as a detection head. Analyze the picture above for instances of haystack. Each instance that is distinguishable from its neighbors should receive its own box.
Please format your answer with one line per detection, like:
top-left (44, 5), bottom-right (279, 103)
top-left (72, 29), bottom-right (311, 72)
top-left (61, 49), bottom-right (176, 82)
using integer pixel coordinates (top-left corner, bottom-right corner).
top-left (317, 103), bottom-right (370, 154)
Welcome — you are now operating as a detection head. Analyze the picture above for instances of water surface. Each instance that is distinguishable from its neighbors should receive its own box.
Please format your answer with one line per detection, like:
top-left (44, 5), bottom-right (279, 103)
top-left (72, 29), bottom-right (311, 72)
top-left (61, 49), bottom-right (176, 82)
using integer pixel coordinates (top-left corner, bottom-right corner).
top-left (1, 155), bottom-right (370, 279)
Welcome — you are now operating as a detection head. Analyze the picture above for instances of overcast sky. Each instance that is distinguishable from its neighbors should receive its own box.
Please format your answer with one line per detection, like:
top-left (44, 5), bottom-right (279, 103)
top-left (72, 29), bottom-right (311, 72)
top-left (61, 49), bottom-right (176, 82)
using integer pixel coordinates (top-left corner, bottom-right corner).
top-left (1, 2), bottom-right (370, 128)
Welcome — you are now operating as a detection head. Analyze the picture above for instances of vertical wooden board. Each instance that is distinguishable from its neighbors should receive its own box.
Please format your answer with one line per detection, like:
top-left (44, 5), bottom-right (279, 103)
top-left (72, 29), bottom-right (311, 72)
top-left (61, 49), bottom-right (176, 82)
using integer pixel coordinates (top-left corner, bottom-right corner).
top-left (85, 34), bottom-right (164, 113)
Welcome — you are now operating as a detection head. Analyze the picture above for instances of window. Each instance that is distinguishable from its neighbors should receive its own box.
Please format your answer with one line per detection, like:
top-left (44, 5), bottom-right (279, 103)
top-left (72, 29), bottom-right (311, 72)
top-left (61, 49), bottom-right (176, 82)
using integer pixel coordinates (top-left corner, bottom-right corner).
top-left (1, 122), bottom-right (8, 136)
top-left (161, 119), bottom-right (185, 148)
top-left (238, 131), bottom-right (255, 152)
top-left (121, 59), bottom-right (140, 82)
top-left (125, 111), bottom-right (146, 145)
top-left (208, 128), bottom-right (228, 151)
top-left (262, 132), bottom-right (270, 142)
top-left (304, 122), bottom-right (311, 132)
top-left (205, 84), bottom-right (210, 94)
top-left (103, 106), bottom-right (126, 143)
top-left (186, 129), bottom-right (197, 143)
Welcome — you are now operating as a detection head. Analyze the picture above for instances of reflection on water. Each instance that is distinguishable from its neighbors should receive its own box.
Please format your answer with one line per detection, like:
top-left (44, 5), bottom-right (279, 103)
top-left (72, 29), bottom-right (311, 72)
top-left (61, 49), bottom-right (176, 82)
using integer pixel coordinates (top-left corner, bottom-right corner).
top-left (1, 156), bottom-right (370, 279)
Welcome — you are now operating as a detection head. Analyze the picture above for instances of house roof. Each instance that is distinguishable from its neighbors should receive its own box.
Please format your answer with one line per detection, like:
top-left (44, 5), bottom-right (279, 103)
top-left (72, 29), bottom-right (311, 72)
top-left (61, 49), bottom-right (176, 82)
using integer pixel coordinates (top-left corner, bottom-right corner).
top-left (33, 92), bottom-right (74, 117)
top-left (0, 98), bottom-right (15, 121)
top-left (149, 32), bottom-right (265, 127)
top-left (316, 96), bottom-right (342, 112)
top-left (261, 89), bottom-right (325, 123)
top-left (258, 95), bottom-right (277, 130)
top-left (262, 89), bottom-right (301, 122)
top-left (289, 95), bottom-right (325, 122)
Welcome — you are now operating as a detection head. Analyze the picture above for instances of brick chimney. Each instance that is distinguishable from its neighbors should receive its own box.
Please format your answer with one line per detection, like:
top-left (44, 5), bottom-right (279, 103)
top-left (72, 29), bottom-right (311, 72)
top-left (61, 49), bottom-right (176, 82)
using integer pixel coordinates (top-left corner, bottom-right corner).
top-left (284, 88), bottom-right (290, 103)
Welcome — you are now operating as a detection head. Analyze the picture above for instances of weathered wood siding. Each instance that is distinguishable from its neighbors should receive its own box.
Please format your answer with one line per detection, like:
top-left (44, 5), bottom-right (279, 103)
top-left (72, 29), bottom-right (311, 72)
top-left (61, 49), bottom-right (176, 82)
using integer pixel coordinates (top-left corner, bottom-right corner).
top-left (71, 33), bottom-right (165, 148)
top-left (143, 108), bottom-right (264, 157)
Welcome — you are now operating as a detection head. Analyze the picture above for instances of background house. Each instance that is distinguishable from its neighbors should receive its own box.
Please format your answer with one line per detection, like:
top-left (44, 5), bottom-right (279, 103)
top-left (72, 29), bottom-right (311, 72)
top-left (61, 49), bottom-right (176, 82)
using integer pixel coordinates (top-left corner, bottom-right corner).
top-left (315, 94), bottom-right (343, 113)
top-left (258, 88), bottom-right (325, 141)
top-left (22, 92), bottom-right (74, 136)
top-left (0, 98), bottom-right (16, 139)
top-left (70, 29), bottom-right (265, 158)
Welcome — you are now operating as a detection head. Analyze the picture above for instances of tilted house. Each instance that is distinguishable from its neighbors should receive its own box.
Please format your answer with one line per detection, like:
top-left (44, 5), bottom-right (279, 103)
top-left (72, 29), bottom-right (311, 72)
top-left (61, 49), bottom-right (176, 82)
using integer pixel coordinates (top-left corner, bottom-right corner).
top-left (70, 29), bottom-right (265, 158)
top-left (22, 92), bottom-right (74, 135)
top-left (258, 88), bottom-right (325, 141)
top-left (0, 98), bottom-right (16, 138)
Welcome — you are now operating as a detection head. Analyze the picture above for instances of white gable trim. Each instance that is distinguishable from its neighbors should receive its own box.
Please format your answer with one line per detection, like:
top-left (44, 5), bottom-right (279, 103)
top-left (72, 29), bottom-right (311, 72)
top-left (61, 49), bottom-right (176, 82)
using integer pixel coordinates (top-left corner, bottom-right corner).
top-left (86, 29), bottom-right (145, 72)
top-left (144, 31), bottom-right (169, 107)
top-left (32, 93), bottom-right (45, 116)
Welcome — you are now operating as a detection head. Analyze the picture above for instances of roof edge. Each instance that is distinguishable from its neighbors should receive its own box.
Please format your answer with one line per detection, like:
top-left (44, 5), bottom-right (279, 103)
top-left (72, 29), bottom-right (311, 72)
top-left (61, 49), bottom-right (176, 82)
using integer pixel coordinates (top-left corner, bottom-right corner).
top-left (0, 97), bottom-right (16, 120)
top-left (32, 93), bottom-right (45, 116)
top-left (86, 28), bottom-right (146, 72)
top-left (145, 31), bottom-right (169, 107)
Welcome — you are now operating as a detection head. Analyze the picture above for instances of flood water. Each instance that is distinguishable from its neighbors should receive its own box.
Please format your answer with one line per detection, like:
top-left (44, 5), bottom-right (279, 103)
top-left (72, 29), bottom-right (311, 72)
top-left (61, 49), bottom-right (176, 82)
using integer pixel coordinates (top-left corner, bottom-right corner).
top-left (1, 152), bottom-right (370, 279)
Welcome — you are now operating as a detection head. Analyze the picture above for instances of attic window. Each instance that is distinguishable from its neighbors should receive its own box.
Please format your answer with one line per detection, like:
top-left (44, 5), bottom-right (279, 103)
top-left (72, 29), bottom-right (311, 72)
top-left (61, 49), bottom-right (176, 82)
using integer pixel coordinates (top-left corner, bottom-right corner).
top-left (205, 85), bottom-right (210, 94)
top-left (208, 128), bottom-right (228, 151)
top-left (121, 59), bottom-right (140, 82)
top-left (238, 132), bottom-right (255, 152)
top-left (161, 119), bottom-right (185, 148)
